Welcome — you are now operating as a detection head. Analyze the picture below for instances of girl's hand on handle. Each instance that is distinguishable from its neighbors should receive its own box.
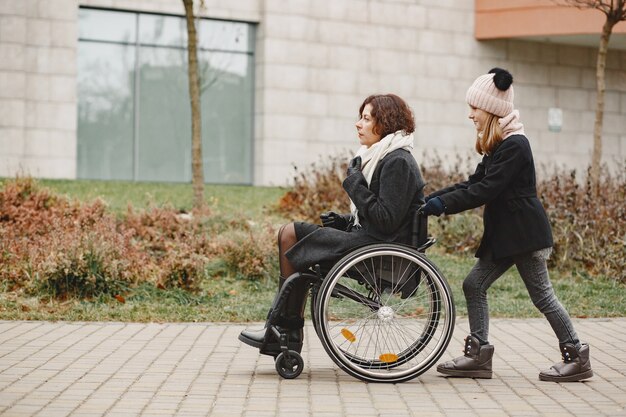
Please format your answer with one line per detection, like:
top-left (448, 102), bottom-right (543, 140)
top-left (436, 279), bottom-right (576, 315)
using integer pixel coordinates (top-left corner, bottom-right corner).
top-left (421, 197), bottom-right (445, 217)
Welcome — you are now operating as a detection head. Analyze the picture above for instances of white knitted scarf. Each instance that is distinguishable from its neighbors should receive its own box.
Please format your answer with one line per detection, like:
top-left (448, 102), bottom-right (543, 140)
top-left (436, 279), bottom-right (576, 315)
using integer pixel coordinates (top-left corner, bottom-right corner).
top-left (350, 130), bottom-right (414, 227)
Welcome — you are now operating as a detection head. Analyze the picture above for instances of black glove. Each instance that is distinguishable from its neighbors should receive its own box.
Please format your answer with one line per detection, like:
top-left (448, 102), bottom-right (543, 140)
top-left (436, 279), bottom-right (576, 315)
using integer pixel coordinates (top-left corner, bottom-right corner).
top-left (320, 211), bottom-right (349, 231)
top-left (347, 156), bottom-right (362, 177)
top-left (421, 196), bottom-right (445, 216)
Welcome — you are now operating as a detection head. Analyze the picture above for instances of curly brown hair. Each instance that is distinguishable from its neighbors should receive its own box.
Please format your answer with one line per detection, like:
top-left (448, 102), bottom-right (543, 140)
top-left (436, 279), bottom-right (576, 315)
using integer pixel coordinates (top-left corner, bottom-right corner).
top-left (359, 94), bottom-right (415, 138)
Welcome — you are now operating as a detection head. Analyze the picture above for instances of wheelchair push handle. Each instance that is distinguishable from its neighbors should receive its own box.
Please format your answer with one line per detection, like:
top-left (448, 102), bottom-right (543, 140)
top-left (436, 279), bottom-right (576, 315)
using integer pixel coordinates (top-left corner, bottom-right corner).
top-left (411, 207), bottom-right (429, 248)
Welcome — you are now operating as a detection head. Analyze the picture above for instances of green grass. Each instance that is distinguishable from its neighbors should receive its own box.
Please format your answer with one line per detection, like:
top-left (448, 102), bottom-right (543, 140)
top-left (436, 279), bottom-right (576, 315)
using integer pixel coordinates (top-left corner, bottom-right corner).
top-left (1, 250), bottom-right (622, 322)
top-left (0, 250), bottom-right (626, 322)
top-left (0, 279), bottom-right (276, 323)
top-left (429, 252), bottom-right (626, 319)
top-left (1, 178), bottom-right (624, 322)
top-left (37, 178), bottom-right (286, 218)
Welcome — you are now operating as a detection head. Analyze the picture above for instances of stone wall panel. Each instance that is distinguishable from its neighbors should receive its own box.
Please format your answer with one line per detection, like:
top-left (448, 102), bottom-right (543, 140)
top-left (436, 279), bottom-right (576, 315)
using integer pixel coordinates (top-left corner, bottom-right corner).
top-left (1, 0), bottom-right (625, 184)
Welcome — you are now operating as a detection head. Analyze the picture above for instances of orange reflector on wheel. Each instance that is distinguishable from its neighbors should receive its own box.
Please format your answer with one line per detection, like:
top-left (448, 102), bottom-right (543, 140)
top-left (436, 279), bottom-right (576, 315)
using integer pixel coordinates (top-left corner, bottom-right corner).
top-left (379, 353), bottom-right (398, 363)
top-left (341, 328), bottom-right (356, 343)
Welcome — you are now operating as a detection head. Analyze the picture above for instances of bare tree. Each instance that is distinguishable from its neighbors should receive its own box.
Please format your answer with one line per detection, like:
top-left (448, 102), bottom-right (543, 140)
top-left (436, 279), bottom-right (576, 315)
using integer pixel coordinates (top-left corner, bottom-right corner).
top-left (558, 0), bottom-right (626, 186)
top-left (182, 0), bottom-right (204, 209)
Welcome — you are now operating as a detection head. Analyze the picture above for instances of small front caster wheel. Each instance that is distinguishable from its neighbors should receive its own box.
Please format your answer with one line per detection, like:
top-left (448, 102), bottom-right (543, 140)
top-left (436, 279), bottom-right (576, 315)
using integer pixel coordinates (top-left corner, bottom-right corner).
top-left (275, 351), bottom-right (304, 379)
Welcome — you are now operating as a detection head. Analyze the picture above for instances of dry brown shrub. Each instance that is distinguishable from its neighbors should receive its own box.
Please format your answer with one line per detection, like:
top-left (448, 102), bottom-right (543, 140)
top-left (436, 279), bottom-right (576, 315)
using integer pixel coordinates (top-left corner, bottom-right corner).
top-left (0, 177), bottom-right (151, 297)
top-left (420, 152), bottom-right (474, 195)
top-left (538, 166), bottom-right (625, 281)
top-left (0, 177), bottom-right (281, 299)
top-left (277, 154), bottom-right (351, 223)
top-left (216, 223), bottom-right (279, 282)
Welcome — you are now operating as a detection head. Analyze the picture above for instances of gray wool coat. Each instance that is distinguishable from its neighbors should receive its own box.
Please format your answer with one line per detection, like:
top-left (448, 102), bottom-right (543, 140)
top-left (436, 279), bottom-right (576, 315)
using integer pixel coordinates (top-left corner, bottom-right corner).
top-left (285, 149), bottom-right (425, 272)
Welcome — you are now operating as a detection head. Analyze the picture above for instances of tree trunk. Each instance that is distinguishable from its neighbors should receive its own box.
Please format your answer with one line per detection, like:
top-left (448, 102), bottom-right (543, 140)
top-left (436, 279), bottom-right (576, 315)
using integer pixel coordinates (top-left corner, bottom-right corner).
top-left (590, 18), bottom-right (615, 188)
top-left (183, 0), bottom-right (204, 209)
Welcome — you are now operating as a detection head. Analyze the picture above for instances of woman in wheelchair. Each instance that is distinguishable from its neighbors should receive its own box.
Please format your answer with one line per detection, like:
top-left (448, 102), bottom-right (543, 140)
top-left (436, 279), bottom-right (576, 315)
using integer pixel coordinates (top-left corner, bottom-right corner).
top-left (421, 68), bottom-right (592, 382)
top-left (239, 93), bottom-right (425, 364)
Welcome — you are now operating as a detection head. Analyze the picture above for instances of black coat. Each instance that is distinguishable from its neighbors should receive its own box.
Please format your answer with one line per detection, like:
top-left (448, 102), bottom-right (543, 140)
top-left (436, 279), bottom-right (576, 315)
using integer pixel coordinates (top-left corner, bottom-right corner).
top-left (286, 149), bottom-right (425, 271)
top-left (429, 134), bottom-right (553, 260)
top-left (343, 148), bottom-right (425, 242)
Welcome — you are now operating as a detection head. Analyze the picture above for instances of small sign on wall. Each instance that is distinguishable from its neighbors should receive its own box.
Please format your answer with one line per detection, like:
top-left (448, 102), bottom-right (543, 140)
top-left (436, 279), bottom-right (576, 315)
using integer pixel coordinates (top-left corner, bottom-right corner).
top-left (548, 108), bottom-right (562, 132)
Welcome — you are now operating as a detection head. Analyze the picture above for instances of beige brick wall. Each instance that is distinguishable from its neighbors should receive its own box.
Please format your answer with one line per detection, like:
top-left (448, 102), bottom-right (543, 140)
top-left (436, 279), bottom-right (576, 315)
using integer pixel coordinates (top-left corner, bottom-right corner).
top-left (0, 0), bottom-right (77, 179)
top-left (1, 0), bottom-right (624, 185)
top-left (253, 0), bottom-right (626, 185)
top-left (79, 0), bottom-right (261, 21)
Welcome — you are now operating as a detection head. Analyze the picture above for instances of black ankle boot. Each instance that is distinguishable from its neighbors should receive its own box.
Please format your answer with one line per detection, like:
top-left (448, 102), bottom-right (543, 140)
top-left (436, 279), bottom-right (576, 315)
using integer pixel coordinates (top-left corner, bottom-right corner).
top-left (539, 343), bottom-right (593, 382)
top-left (238, 321), bottom-right (303, 357)
top-left (437, 335), bottom-right (494, 379)
top-left (238, 275), bottom-right (288, 349)
top-left (238, 328), bottom-right (267, 348)
top-left (238, 273), bottom-right (310, 357)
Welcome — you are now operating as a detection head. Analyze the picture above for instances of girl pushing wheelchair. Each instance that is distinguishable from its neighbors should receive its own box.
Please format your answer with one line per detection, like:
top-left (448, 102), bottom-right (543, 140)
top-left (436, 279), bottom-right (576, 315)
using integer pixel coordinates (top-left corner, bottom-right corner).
top-left (422, 68), bottom-right (592, 382)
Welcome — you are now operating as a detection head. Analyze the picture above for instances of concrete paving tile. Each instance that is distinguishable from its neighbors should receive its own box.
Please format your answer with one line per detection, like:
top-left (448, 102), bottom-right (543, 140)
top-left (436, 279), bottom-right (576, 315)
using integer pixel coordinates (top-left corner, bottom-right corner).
top-left (0, 319), bottom-right (624, 417)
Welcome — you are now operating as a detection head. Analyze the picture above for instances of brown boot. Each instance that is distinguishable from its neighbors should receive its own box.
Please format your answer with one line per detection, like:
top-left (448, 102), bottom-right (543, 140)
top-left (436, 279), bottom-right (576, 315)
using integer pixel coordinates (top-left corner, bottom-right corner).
top-left (437, 335), bottom-right (494, 379)
top-left (539, 343), bottom-right (593, 382)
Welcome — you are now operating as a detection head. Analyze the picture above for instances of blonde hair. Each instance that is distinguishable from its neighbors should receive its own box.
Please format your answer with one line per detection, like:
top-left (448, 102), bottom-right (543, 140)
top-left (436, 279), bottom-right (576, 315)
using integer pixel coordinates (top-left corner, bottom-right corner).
top-left (475, 113), bottom-right (503, 155)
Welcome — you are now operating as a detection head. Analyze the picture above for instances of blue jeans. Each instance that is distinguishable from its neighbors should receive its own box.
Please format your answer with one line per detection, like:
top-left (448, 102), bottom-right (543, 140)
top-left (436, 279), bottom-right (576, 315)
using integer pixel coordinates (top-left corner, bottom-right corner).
top-left (463, 248), bottom-right (581, 349)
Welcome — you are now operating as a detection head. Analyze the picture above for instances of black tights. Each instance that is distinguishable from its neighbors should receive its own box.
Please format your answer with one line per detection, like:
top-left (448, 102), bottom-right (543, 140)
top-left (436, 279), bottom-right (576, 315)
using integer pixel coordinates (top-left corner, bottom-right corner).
top-left (277, 223), bottom-right (298, 282)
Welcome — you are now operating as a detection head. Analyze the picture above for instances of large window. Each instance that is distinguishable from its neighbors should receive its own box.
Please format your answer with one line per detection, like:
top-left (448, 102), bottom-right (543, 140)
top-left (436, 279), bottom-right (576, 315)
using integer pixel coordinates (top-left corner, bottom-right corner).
top-left (77, 8), bottom-right (255, 184)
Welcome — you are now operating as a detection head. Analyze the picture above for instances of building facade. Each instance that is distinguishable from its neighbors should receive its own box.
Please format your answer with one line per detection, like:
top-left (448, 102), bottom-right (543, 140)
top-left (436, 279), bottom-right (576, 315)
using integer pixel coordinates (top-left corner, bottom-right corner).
top-left (1, 0), bottom-right (625, 186)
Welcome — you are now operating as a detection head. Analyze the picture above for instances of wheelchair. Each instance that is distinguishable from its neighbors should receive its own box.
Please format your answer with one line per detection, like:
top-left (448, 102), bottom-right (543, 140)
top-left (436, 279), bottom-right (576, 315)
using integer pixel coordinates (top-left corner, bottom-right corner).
top-left (245, 211), bottom-right (455, 383)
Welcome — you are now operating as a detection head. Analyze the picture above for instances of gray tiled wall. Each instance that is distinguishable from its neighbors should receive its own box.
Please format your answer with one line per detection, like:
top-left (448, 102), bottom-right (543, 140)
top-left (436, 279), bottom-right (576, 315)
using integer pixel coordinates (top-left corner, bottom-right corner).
top-left (1, 0), bottom-right (624, 185)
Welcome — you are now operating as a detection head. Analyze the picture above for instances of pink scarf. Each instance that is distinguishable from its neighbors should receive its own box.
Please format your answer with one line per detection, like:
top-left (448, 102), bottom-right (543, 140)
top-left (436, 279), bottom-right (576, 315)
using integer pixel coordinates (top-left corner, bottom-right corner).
top-left (499, 110), bottom-right (525, 139)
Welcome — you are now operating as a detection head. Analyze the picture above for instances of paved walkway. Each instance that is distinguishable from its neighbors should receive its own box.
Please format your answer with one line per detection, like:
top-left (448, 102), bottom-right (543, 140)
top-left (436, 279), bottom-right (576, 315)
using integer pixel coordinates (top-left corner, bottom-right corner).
top-left (0, 318), bottom-right (624, 417)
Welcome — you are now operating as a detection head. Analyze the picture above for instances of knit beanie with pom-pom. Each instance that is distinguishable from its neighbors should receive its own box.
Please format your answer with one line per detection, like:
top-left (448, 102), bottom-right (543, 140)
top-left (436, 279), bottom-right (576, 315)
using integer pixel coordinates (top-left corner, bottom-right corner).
top-left (466, 68), bottom-right (514, 117)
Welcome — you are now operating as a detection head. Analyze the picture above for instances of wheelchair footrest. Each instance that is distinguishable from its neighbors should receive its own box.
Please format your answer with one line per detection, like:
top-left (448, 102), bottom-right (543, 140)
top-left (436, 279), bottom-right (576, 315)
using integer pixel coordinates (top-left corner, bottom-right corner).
top-left (259, 325), bottom-right (303, 358)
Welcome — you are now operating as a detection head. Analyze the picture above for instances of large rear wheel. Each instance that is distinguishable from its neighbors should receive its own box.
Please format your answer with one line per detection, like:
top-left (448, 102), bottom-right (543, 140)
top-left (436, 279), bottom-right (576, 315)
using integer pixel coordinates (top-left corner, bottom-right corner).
top-left (315, 243), bottom-right (455, 383)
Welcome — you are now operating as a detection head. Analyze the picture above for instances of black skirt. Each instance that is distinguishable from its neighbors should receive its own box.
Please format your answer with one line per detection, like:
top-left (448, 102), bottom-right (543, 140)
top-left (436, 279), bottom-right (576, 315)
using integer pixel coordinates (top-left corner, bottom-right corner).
top-left (286, 222), bottom-right (380, 272)
top-left (293, 222), bottom-right (321, 240)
